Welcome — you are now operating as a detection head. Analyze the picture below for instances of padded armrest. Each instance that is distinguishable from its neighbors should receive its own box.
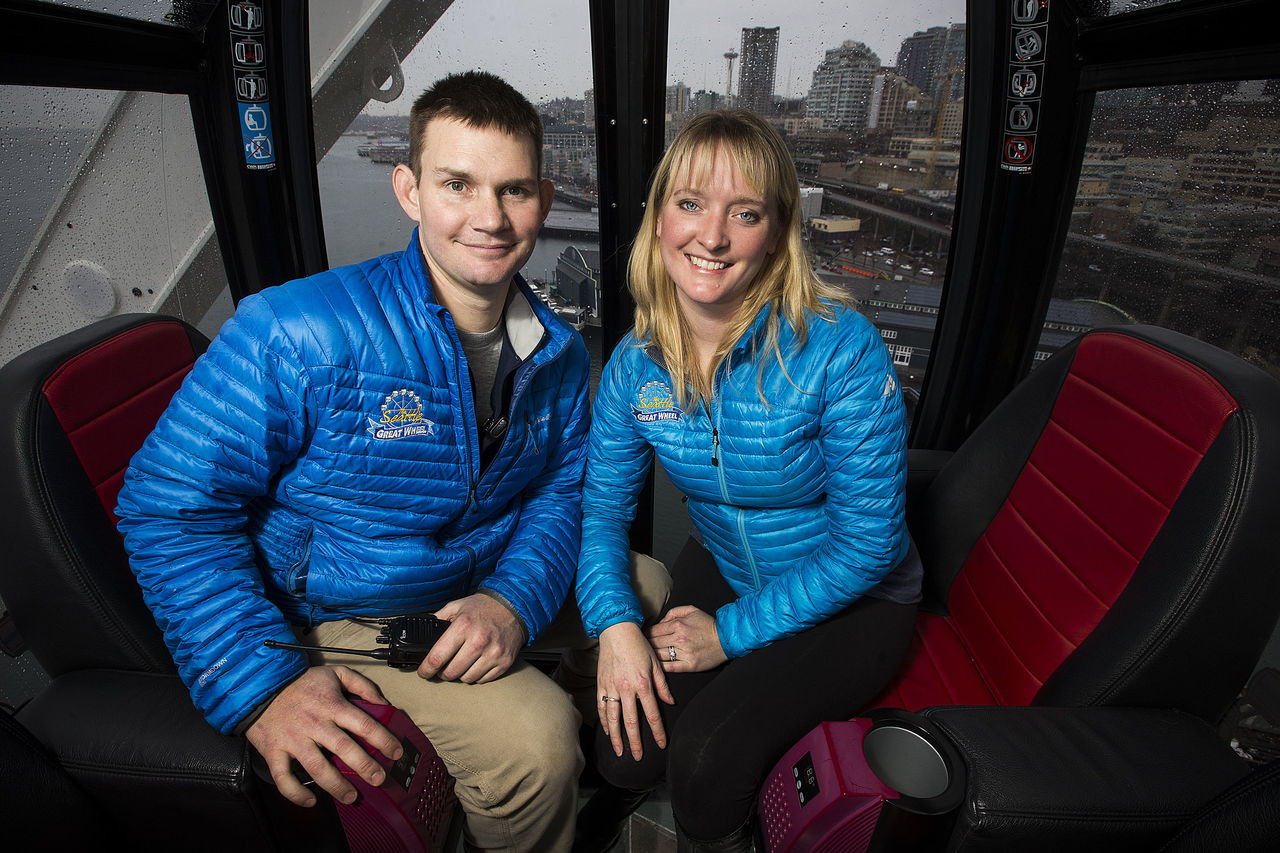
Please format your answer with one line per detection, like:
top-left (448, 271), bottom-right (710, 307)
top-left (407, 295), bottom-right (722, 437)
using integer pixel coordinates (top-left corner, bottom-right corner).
top-left (917, 705), bottom-right (1251, 852)
top-left (19, 669), bottom-right (250, 781)
top-left (17, 669), bottom-right (345, 852)
top-left (1, 705), bottom-right (115, 846)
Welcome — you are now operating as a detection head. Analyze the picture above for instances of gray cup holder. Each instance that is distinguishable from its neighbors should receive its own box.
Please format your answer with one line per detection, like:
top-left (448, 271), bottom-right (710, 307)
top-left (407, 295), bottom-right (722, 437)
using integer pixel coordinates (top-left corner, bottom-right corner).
top-left (860, 712), bottom-right (966, 815)
top-left (863, 724), bottom-right (952, 799)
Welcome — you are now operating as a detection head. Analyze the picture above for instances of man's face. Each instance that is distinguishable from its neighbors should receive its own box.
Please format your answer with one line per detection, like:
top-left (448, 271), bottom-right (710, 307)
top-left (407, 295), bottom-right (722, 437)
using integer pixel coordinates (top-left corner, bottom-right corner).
top-left (393, 118), bottom-right (553, 306)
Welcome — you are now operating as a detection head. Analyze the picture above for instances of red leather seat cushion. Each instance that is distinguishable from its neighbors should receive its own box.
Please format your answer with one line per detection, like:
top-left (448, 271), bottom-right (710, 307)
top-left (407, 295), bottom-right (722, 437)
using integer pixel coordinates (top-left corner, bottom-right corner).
top-left (872, 332), bottom-right (1238, 711)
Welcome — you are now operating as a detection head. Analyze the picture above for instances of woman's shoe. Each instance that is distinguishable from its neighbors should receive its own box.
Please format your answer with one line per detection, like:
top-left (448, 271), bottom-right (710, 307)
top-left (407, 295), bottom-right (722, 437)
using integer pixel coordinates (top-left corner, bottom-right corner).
top-left (572, 783), bottom-right (652, 853)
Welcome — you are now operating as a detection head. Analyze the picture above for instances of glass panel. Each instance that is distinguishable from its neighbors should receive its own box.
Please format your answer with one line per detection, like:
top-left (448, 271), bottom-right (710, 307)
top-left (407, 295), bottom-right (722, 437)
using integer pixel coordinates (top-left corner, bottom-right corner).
top-left (661, 1), bottom-right (966, 566)
top-left (0, 85), bottom-right (230, 367)
top-left (1039, 80), bottom-right (1280, 375)
top-left (1080, 0), bottom-right (1186, 17)
top-left (23, 0), bottom-right (222, 30)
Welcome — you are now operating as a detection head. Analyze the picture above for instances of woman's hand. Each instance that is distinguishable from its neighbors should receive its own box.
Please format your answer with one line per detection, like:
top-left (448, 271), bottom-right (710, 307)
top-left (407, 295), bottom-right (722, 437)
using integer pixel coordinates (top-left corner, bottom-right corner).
top-left (597, 621), bottom-right (675, 760)
top-left (647, 606), bottom-right (728, 673)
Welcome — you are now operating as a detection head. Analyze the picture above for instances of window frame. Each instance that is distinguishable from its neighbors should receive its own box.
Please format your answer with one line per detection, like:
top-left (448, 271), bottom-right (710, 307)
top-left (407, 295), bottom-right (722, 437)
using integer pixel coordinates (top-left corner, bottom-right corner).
top-left (0, 0), bottom-right (327, 302)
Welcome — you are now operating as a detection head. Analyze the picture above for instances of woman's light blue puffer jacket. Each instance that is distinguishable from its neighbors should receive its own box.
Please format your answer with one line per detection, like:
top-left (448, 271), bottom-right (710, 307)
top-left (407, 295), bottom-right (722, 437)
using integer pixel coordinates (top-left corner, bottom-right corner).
top-left (577, 302), bottom-right (913, 658)
top-left (116, 231), bottom-right (590, 733)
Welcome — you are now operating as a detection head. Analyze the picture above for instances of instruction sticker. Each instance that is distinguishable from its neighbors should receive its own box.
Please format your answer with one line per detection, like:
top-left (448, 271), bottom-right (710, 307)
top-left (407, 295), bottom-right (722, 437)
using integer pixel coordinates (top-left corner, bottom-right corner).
top-left (1001, 0), bottom-right (1050, 174)
top-left (230, 1), bottom-right (276, 171)
top-left (239, 102), bottom-right (276, 169)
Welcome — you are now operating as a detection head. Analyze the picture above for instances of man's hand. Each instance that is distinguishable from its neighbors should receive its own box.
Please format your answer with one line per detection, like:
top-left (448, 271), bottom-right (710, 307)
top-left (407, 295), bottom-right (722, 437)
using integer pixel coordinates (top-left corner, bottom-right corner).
top-left (246, 665), bottom-right (401, 808)
top-left (417, 593), bottom-right (524, 683)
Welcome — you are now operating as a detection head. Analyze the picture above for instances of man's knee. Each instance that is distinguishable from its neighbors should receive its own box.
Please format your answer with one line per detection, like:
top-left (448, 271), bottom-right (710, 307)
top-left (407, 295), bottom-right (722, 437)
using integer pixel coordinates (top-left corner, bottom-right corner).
top-left (499, 683), bottom-right (584, 786)
top-left (629, 551), bottom-right (671, 623)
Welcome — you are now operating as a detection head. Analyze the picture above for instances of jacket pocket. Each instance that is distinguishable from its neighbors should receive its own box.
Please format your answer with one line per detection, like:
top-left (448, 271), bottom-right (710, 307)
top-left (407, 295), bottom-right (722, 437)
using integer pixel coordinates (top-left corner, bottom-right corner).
top-left (284, 523), bottom-right (314, 596)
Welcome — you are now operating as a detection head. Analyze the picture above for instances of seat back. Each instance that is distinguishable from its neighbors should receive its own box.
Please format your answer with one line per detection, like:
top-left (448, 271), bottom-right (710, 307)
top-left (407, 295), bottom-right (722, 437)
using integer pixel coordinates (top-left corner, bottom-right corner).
top-left (877, 326), bottom-right (1280, 721)
top-left (0, 314), bottom-right (208, 677)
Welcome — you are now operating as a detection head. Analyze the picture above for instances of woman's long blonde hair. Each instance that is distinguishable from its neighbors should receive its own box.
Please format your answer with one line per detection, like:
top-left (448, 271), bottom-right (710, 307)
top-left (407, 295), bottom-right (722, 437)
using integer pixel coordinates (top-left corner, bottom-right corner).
top-left (628, 110), bottom-right (852, 408)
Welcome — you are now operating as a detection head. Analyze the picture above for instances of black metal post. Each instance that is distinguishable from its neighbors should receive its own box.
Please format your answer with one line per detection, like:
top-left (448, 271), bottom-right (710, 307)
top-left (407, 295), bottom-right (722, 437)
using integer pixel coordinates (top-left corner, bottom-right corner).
top-left (588, 0), bottom-right (669, 554)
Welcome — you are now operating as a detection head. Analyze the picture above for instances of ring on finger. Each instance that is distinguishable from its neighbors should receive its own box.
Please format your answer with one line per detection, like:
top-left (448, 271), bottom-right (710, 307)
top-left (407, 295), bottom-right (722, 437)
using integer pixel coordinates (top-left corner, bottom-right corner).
top-left (601, 695), bottom-right (620, 703)
top-left (668, 645), bottom-right (677, 661)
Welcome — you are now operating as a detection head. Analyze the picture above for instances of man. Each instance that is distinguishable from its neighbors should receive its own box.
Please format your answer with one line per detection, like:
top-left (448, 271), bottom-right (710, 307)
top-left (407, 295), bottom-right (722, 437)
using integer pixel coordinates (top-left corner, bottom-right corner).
top-left (117, 72), bottom-right (589, 851)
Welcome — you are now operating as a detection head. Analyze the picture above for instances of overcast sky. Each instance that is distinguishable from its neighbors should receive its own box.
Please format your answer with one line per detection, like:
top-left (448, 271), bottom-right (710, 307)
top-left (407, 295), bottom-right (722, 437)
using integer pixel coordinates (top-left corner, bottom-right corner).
top-left (384, 0), bottom-right (965, 110)
top-left (0, 1), bottom-right (965, 125)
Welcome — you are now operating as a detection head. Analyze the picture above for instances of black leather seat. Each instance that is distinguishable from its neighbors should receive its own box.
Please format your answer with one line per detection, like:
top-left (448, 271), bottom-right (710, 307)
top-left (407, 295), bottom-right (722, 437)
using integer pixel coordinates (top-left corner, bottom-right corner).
top-left (0, 314), bottom-right (345, 850)
top-left (763, 325), bottom-right (1280, 851)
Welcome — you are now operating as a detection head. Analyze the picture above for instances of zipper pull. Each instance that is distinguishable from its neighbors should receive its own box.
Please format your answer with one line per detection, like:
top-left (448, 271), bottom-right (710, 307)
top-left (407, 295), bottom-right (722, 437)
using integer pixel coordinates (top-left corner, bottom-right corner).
top-left (468, 482), bottom-right (479, 513)
top-left (711, 426), bottom-right (720, 466)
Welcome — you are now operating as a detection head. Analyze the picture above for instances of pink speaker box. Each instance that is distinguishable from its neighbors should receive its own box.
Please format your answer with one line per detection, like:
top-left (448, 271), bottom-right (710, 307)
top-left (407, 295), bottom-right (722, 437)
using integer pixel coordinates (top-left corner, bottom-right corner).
top-left (760, 715), bottom-right (957, 853)
top-left (331, 700), bottom-right (458, 853)
top-left (760, 719), bottom-right (897, 853)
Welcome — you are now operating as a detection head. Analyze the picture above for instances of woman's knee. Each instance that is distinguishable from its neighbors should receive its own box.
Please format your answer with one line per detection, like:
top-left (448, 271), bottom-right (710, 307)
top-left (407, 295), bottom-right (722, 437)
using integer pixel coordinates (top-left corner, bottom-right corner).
top-left (666, 726), bottom-right (758, 838)
top-left (593, 727), bottom-right (667, 792)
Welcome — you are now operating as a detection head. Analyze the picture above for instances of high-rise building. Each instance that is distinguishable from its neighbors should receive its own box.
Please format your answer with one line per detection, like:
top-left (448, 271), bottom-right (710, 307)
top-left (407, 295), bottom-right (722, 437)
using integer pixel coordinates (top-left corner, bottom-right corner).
top-left (738, 27), bottom-right (779, 114)
top-left (806, 41), bottom-right (881, 130)
top-left (690, 89), bottom-right (725, 115)
top-left (867, 70), bottom-right (931, 136)
top-left (895, 24), bottom-right (966, 102)
top-left (666, 82), bottom-right (690, 118)
top-left (896, 26), bottom-right (945, 93)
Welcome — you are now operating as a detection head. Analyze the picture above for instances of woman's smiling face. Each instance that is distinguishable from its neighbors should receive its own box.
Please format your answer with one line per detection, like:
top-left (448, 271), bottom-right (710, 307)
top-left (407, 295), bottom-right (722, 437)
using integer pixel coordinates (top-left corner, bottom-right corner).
top-left (656, 145), bottom-right (781, 318)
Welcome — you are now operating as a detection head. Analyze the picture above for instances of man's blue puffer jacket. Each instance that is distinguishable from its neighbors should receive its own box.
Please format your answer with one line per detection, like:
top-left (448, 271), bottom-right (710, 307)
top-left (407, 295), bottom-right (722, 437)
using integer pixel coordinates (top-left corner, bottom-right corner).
top-left (116, 231), bottom-right (590, 734)
top-left (576, 302), bottom-right (915, 659)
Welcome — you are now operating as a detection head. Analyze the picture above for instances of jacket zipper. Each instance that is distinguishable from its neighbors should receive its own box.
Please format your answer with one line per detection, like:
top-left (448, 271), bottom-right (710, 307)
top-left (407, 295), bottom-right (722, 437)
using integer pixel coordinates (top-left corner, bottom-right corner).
top-left (737, 509), bottom-right (762, 591)
top-left (442, 313), bottom-right (481, 513)
top-left (463, 545), bottom-right (479, 594)
top-left (710, 371), bottom-right (730, 504)
top-left (711, 363), bottom-right (758, 589)
top-left (480, 333), bottom-right (561, 503)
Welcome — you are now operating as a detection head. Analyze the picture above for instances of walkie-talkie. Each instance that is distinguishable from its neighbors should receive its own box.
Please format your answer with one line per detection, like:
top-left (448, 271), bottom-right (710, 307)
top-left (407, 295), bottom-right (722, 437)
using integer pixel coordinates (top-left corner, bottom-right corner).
top-left (265, 613), bottom-right (450, 670)
top-left (374, 613), bottom-right (451, 669)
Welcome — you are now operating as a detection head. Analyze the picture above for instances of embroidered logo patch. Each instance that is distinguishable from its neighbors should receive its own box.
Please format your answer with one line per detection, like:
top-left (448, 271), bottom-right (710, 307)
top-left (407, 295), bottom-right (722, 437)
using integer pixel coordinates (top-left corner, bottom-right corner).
top-left (367, 388), bottom-right (436, 440)
top-left (632, 380), bottom-right (682, 423)
top-left (882, 373), bottom-right (898, 398)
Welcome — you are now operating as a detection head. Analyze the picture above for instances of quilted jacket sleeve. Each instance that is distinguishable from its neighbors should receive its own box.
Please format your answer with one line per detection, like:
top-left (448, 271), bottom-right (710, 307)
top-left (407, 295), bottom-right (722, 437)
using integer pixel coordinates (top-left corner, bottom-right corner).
top-left (715, 313), bottom-right (910, 658)
top-left (115, 293), bottom-right (311, 734)
top-left (575, 343), bottom-right (655, 637)
top-left (480, 335), bottom-right (593, 643)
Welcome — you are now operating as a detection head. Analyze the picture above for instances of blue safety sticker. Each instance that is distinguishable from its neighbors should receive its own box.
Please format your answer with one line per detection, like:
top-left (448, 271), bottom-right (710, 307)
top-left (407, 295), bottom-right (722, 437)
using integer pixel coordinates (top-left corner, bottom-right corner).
top-left (239, 101), bottom-right (276, 170)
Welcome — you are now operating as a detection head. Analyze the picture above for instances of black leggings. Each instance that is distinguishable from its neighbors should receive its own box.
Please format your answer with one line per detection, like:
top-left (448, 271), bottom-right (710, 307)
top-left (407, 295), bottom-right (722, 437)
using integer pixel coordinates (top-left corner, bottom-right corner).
top-left (593, 537), bottom-right (917, 840)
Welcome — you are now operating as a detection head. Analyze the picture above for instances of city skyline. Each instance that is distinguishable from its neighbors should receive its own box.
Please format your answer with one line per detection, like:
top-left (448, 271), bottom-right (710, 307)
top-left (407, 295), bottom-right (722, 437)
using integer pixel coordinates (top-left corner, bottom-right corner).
top-left (375, 0), bottom-right (965, 113)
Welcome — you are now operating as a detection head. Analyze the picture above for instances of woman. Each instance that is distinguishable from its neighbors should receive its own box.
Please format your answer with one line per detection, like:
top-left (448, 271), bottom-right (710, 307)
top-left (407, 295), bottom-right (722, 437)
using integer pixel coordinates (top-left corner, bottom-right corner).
top-left (574, 110), bottom-right (921, 852)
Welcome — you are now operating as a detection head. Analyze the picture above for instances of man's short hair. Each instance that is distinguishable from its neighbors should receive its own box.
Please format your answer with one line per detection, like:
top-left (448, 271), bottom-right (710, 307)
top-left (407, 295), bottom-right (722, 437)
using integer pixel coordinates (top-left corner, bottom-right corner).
top-left (408, 71), bottom-right (544, 179)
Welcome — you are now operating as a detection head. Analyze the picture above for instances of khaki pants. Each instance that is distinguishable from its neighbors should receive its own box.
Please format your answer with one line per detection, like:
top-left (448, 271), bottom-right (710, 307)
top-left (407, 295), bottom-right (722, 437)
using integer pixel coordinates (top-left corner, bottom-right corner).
top-left (303, 553), bottom-right (670, 853)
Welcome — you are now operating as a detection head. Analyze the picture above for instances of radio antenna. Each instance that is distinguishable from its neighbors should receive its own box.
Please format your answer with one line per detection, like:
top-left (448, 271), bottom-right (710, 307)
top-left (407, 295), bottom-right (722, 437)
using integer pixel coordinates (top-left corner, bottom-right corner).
top-left (264, 639), bottom-right (393, 661)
